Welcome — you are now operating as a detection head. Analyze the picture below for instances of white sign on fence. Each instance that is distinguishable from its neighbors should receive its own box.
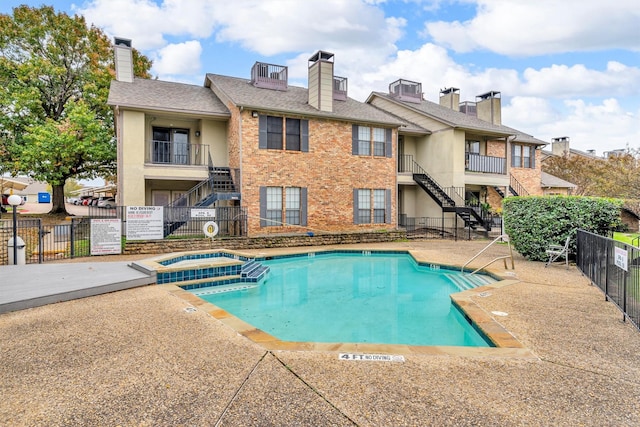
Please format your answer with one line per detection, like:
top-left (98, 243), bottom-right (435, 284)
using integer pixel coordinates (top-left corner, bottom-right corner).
top-left (90, 219), bottom-right (122, 255)
top-left (191, 208), bottom-right (216, 218)
top-left (126, 206), bottom-right (164, 240)
top-left (614, 246), bottom-right (628, 272)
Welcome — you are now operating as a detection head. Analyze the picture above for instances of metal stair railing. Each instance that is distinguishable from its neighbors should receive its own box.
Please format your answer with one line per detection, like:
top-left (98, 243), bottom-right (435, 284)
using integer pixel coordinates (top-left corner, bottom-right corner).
top-left (509, 174), bottom-right (529, 197)
top-left (461, 234), bottom-right (515, 275)
top-left (412, 160), bottom-right (456, 207)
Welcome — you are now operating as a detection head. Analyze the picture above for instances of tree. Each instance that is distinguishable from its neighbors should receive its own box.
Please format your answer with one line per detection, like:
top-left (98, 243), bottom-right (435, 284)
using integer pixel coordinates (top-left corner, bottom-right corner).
top-left (543, 151), bottom-right (640, 198)
top-left (0, 5), bottom-right (151, 213)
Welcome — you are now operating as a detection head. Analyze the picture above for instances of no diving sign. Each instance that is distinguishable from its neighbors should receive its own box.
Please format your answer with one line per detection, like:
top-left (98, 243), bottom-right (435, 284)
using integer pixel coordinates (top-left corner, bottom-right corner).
top-left (339, 353), bottom-right (405, 363)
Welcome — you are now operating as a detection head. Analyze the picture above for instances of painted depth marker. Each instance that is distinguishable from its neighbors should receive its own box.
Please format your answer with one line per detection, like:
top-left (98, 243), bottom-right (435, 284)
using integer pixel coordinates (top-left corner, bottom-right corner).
top-left (339, 353), bottom-right (405, 362)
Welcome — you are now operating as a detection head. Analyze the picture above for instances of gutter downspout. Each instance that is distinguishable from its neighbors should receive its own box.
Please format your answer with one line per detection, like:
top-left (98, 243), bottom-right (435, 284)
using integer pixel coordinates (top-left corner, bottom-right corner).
top-left (115, 105), bottom-right (123, 206)
top-left (238, 106), bottom-right (243, 208)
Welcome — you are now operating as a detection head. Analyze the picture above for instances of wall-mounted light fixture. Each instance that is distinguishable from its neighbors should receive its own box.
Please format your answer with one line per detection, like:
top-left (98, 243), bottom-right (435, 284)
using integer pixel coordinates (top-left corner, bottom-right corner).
top-left (251, 111), bottom-right (259, 118)
top-left (195, 131), bottom-right (201, 137)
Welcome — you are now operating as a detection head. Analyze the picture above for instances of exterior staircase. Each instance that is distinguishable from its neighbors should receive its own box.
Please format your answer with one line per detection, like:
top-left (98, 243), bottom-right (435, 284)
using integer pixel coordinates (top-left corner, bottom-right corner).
top-left (411, 161), bottom-right (491, 232)
top-left (164, 162), bottom-right (241, 237)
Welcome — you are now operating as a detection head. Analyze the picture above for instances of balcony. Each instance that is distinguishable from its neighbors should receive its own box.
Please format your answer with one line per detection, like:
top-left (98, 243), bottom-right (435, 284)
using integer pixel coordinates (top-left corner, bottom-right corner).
top-left (251, 62), bottom-right (288, 91)
top-left (147, 141), bottom-right (210, 166)
top-left (465, 153), bottom-right (506, 175)
top-left (389, 79), bottom-right (422, 104)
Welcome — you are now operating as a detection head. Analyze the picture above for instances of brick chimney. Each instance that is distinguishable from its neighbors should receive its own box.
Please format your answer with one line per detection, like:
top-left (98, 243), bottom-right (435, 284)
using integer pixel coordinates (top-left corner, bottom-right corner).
top-left (476, 91), bottom-right (501, 125)
top-left (439, 87), bottom-right (460, 111)
top-left (114, 37), bottom-right (133, 83)
top-left (308, 51), bottom-right (335, 112)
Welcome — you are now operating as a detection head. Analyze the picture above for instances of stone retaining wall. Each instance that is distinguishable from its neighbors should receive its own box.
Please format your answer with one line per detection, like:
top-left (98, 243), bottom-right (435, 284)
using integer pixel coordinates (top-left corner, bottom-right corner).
top-left (124, 230), bottom-right (408, 254)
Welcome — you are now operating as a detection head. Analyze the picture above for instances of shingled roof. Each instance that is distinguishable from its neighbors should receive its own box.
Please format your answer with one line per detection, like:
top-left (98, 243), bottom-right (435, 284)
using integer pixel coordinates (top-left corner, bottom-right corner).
top-left (108, 78), bottom-right (230, 117)
top-left (367, 91), bottom-right (547, 146)
top-left (205, 74), bottom-right (410, 128)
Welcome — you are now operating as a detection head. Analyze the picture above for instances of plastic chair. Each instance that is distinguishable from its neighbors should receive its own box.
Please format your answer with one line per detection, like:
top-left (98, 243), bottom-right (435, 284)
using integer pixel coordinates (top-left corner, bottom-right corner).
top-left (545, 236), bottom-right (571, 268)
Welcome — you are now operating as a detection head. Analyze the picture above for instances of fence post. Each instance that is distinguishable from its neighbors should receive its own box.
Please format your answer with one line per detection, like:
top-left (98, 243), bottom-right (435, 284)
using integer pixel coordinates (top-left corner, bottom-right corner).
top-left (38, 219), bottom-right (44, 264)
top-left (604, 243), bottom-right (610, 301)
top-left (622, 268), bottom-right (628, 323)
top-left (70, 218), bottom-right (75, 258)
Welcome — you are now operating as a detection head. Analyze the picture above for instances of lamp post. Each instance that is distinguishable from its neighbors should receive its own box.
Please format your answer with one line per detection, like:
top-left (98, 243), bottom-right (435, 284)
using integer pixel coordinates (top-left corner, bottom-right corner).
top-left (8, 194), bottom-right (21, 265)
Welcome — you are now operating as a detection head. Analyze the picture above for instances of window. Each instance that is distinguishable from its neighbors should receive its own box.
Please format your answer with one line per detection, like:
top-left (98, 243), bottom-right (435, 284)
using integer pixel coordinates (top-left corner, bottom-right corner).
top-left (267, 116), bottom-right (282, 149)
top-left (259, 115), bottom-right (309, 151)
top-left (523, 145), bottom-right (532, 168)
top-left (358, 189), bottom-right (371, 224)
top-left (285, 187), bottom-right (300, 225)
top-left (511, 143), bottom-right (535, 169)
top-left (152, 127), bottom-right (189, 164)
top-left (373, 128), bottom-right (385, 156)
top-left (358, 126), bottom-right (371, 156)
top-left (352, 125), bottom-right (392, 157)
top-left (260, 186), bottom-right (307, 227)
top-left (373, 189), bottom-right (386, 223)
top-left (466, 140), bottom-right (480, 154)
top-left (286, 118), bottom-right (300, 151)
top-left (266, 187), bottom-right (282, 226)
top-left (354, 188), bottom-right (391, 224)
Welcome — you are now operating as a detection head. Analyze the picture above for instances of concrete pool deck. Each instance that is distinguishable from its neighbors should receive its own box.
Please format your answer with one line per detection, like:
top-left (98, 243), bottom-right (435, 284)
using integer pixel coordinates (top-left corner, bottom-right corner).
top-left (1, 240), bottom-right (639, 425)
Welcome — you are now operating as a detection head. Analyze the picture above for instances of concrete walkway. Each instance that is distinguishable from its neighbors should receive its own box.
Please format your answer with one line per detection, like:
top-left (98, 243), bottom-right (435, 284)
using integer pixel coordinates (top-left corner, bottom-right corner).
top-left (0, 261), bottom-right (155, 314)
top-left (1, 240), bottom-right (639, 426)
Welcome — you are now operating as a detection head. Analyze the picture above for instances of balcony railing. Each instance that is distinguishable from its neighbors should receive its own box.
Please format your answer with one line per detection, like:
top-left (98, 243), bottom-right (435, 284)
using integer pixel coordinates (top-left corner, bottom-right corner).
top-left (251, 62), bottom-right (288, 91)
top-left (465, 153), bottom-right (506, 175)
top-left (147, 141), bottom-right (210, 166)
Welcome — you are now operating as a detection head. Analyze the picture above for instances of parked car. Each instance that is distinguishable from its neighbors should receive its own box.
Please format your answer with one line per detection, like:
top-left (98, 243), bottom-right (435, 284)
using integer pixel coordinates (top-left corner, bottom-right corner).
top-left (76, 195), bottom-right (92, 205)
top-left (97, 197), bottom-right (116, 208)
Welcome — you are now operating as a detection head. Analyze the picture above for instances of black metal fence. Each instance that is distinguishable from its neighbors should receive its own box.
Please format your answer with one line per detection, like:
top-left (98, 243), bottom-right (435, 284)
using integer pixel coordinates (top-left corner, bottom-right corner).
top-left (1, 205), bottom-right (247, 265)
top-left (577, 229), bottom-right (640, 330)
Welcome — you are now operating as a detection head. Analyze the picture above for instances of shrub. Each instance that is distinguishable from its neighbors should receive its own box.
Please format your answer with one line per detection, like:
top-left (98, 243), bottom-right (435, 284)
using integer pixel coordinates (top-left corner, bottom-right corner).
top-left (503, 196), bottom-right (623, 261)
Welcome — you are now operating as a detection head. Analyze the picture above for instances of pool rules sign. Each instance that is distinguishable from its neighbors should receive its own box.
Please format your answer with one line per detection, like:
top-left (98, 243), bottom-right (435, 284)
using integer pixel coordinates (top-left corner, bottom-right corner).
top-left (126, 206), bottom-right (164, 240)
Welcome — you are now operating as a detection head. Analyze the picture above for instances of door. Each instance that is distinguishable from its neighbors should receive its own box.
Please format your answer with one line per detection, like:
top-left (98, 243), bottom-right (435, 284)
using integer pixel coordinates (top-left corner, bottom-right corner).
top-left (152, 190), bottom-right (171, 207)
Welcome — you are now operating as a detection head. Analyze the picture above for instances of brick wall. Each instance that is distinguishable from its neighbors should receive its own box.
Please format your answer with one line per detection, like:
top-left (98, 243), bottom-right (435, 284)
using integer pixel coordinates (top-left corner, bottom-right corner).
top-left (124, 230), bottom-right (407, 254)
top-left (511, 150), bottom-right (543, 196)
top-left (239, 114), bottom-right (397, 236)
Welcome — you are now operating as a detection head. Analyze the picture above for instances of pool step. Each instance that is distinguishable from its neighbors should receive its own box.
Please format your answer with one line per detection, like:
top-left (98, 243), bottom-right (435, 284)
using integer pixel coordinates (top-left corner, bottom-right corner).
top-left (241, 260), bottom-right (270, 282)
top-left (444, 273), bottom-right (496, 292)
top-left (174, 275), bottom-right (243, 291)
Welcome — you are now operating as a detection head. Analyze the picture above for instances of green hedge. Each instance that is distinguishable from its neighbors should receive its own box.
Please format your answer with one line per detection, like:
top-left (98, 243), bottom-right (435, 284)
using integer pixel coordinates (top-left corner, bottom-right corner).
top-left (503, 196), bottom-right (623, 261)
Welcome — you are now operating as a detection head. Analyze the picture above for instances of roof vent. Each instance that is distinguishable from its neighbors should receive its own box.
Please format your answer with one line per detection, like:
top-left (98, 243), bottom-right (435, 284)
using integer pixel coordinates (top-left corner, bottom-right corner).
top-left (251, 62), bottom-right (288, 91)
top-left (389, 79), bottom-right (422, 104)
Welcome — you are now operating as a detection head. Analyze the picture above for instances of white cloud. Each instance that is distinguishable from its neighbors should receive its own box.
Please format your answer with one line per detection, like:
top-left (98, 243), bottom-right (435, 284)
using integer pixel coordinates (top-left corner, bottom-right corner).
top-left (504, 97), bottom-right (640, 154)
top-left (80, 0), bottom-right (221, 49)
top-left (424, 0), bottom-right (640, 55)
top-left (153, 41), bottom-right (202, 76)
top-left (521, 62), bottom-right (640, 98)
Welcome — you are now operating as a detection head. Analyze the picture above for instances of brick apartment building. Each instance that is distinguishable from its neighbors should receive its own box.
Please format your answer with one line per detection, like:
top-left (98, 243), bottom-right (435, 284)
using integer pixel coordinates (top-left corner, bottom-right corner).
top-left (108, 39), bottom-right (562, 237)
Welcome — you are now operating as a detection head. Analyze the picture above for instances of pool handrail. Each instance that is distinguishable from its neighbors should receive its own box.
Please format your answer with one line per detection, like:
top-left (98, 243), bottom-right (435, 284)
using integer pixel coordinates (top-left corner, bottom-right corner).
top-left (461, 234), bottom-right (514, 275)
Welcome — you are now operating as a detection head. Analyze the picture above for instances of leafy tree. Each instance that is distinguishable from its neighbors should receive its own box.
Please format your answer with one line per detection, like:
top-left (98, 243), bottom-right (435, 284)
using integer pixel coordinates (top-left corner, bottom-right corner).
top-left (0, 5), bottom-right (151, 213)
top-left (543, 151), bottom-right (640, 198)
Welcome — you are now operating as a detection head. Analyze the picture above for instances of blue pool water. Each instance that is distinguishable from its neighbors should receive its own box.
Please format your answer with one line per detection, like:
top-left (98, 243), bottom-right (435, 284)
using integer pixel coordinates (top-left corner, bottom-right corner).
top-left (193, 253), bottom-right (492, 347)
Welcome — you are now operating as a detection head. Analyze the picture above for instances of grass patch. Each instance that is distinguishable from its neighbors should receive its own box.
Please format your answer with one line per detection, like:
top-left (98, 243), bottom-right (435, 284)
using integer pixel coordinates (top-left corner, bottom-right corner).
top-left (613, 232), bottom-right (640, 246)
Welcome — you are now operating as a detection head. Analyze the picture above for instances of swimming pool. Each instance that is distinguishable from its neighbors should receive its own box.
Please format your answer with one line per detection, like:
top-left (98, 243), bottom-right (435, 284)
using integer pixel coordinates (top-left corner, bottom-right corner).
top-left (192, 252), bottom-right (493, 347)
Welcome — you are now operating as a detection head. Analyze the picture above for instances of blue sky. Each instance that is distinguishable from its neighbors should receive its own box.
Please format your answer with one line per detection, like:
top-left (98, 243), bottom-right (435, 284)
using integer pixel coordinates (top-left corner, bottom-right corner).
top-left (2, 0), bottom-right (639, 155)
